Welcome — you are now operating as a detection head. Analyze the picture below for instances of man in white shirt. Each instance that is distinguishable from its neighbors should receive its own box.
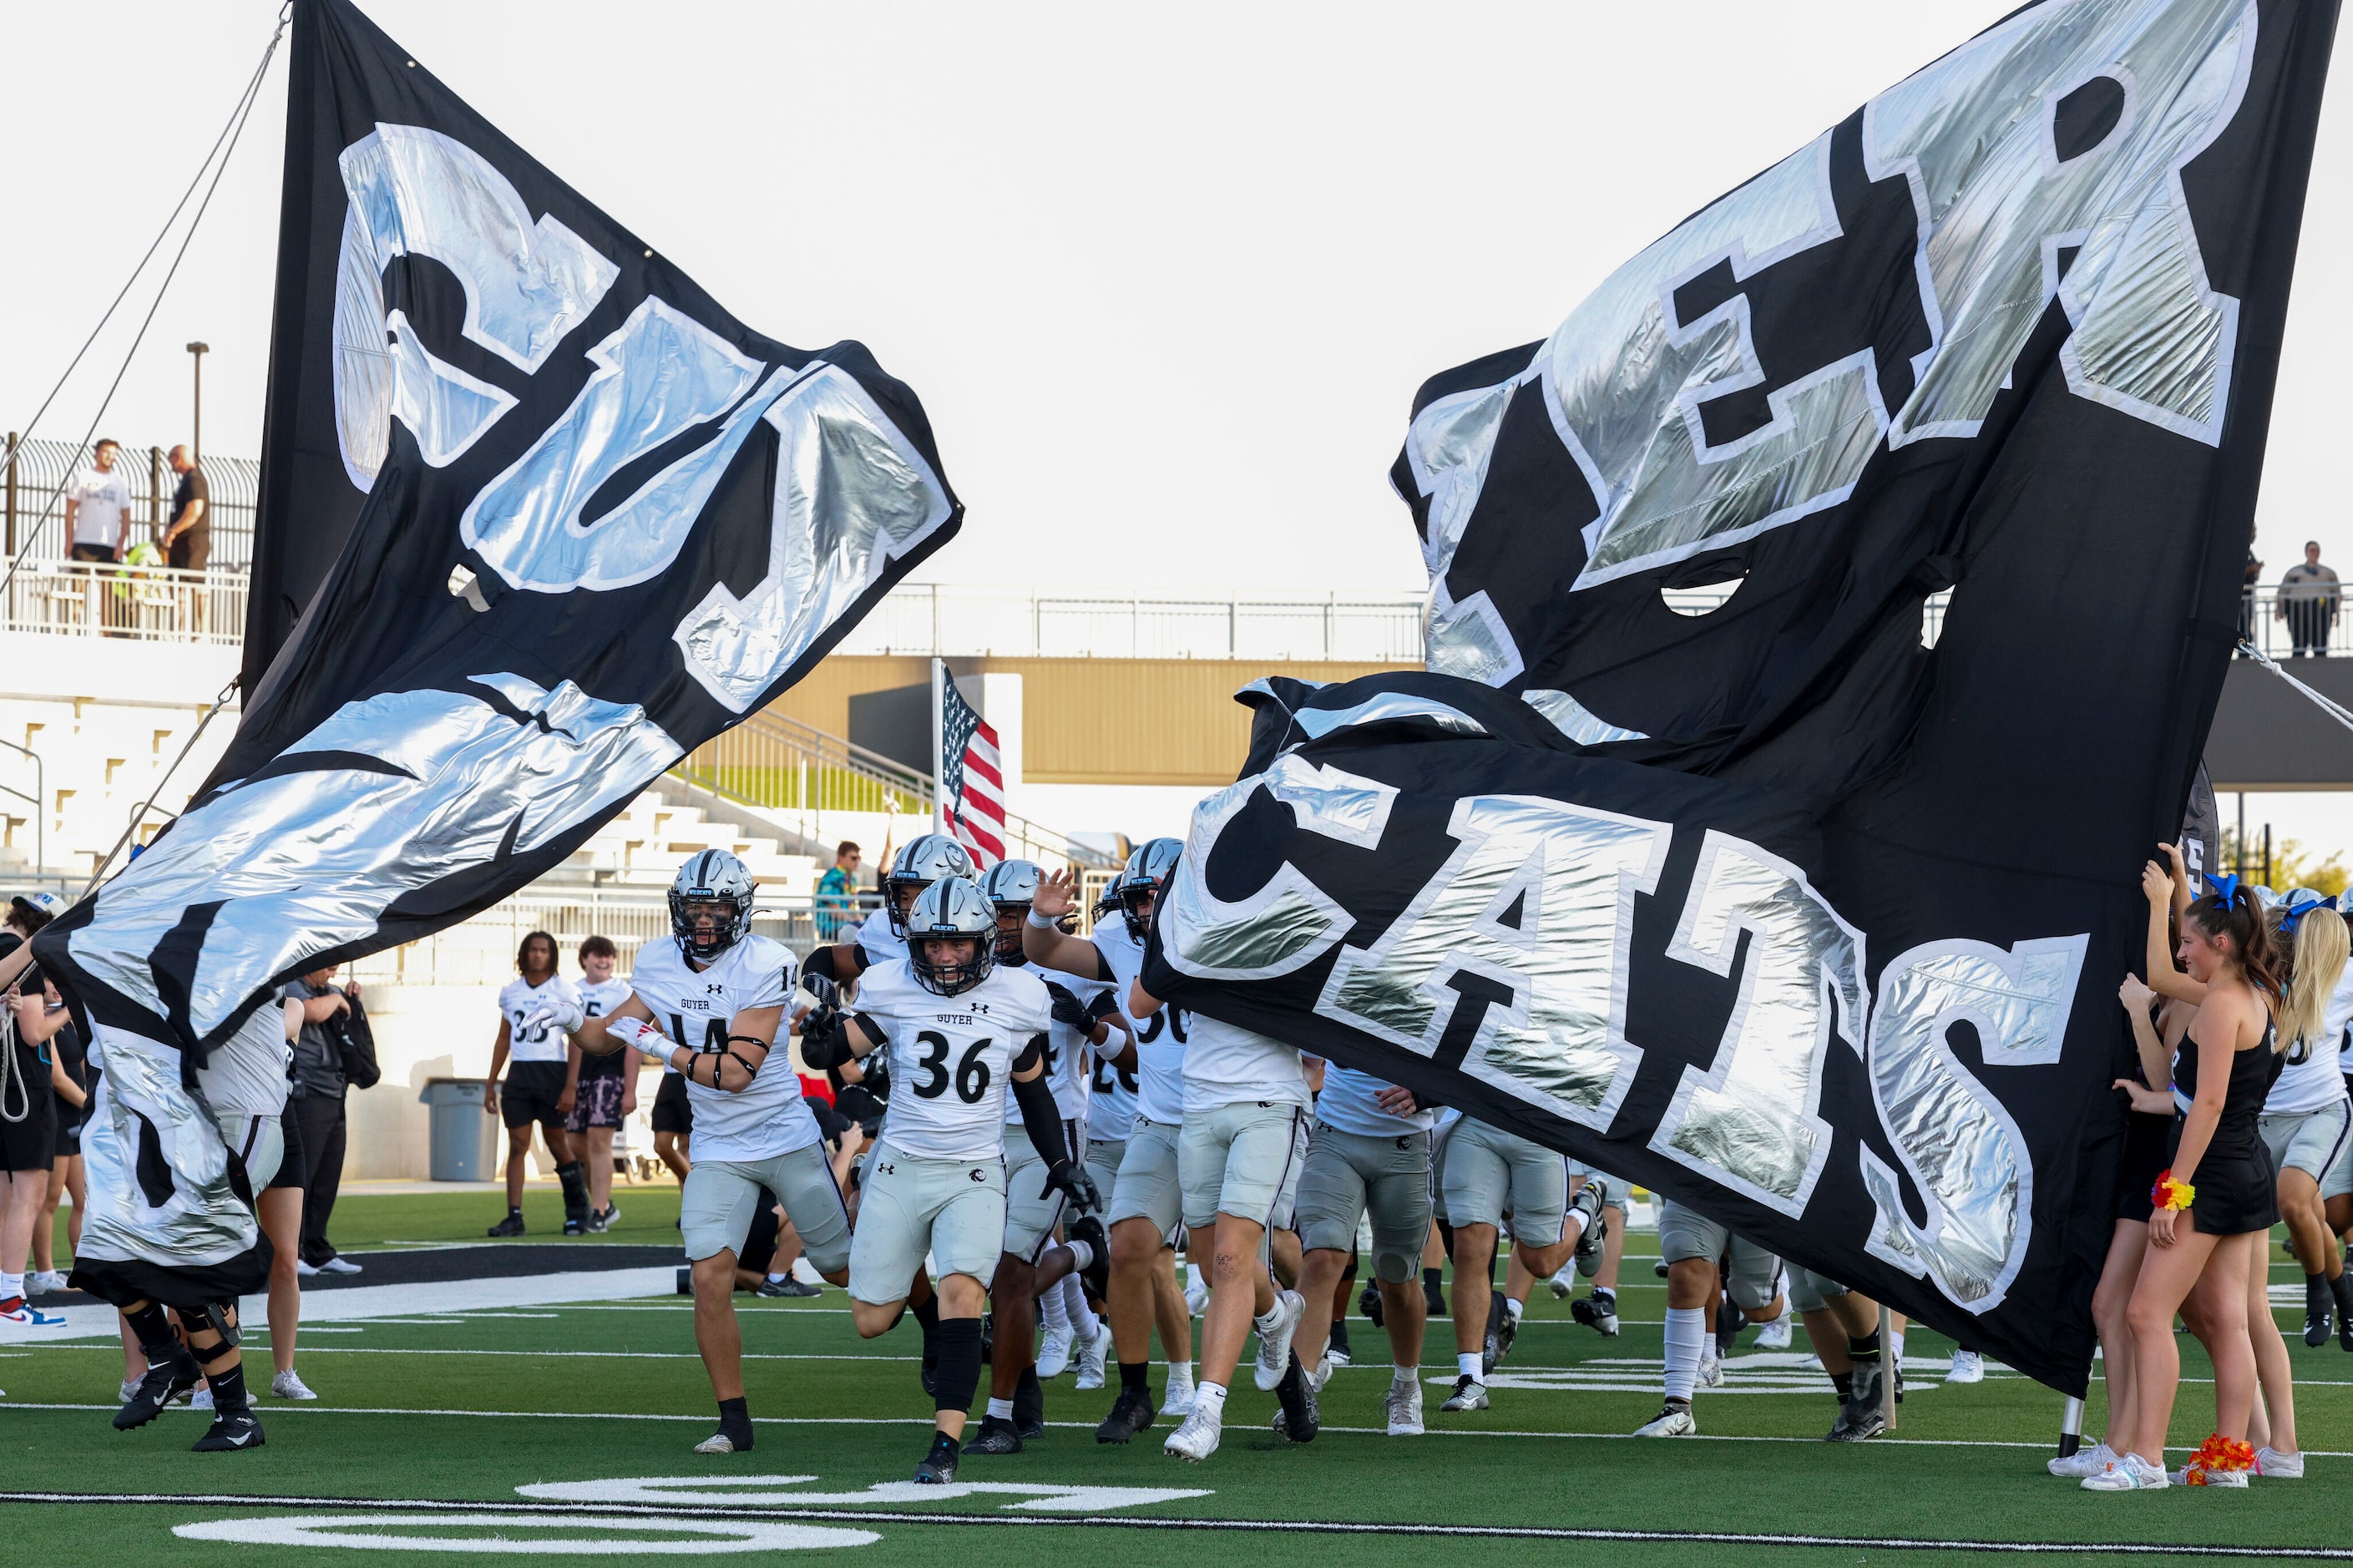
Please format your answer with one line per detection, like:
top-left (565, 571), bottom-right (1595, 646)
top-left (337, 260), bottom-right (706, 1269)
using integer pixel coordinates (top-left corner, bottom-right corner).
top-left (63, 439), bottom-right (134, 563)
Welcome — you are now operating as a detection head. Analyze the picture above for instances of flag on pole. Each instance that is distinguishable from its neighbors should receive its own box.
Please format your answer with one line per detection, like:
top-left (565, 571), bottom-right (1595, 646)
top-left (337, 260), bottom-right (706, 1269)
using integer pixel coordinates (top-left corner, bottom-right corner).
top-left (935, 660), bottom-right (1007, 868)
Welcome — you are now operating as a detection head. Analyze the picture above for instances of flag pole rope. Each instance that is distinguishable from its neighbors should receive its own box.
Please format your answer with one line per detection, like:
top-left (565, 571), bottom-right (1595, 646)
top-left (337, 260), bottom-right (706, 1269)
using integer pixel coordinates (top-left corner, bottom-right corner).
top-left (0, 5), bottom-right (290, 599)
top-left (2237, 640), bottom-right (2353, 733)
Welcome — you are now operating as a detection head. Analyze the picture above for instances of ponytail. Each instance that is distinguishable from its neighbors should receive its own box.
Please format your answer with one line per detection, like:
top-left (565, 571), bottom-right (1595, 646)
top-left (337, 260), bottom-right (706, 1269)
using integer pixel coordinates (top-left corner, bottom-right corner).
top-left (2275, 905), bottom-right (2350, 1061)
top-left (2187, 885), bottom-right (2288, 1015)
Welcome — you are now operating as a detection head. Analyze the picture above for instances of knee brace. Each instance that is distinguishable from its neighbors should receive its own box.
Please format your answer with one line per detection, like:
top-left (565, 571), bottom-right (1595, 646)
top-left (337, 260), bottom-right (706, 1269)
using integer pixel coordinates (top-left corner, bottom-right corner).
top-left (191, 1302), bottom-right (242, 1363)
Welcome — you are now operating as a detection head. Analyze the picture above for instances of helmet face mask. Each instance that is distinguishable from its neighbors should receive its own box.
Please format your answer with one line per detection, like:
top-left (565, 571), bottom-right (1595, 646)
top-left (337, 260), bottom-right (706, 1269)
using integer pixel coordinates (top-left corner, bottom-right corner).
top-left (670, 850), bottom-right (756, 962)
top-left (1117, 837), bottom-right (1182, 943)
top-left (907, 877), bottom-right (996, 996)
top-left (886, 834), bottom-right (979, 937)
top-left (979, 859), bottom-right (1057, 964)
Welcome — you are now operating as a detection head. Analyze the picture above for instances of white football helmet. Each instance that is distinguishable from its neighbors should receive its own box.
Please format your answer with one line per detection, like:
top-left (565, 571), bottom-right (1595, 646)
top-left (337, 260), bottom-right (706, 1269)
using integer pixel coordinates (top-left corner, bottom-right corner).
top-left (670, 849), bottom-right (756, 960)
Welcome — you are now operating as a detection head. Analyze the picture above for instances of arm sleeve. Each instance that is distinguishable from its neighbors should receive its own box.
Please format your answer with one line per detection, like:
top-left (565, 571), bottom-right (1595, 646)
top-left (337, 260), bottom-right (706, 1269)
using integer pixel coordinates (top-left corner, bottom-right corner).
top-left (1011, 1040), bottom-right (1068, 1167)
top-left (853, 1012), bottom-right (889, 1049)
top-left (803, 944), bottom-right (843, 984)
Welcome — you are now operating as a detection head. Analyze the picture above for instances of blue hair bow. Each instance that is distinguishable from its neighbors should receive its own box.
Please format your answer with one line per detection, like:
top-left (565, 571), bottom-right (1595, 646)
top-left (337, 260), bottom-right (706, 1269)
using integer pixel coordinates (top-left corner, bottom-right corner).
top-left (2279, 893), bottom-right (2339, 932)
top-left (2204, 872), bottom-right (2242, 905)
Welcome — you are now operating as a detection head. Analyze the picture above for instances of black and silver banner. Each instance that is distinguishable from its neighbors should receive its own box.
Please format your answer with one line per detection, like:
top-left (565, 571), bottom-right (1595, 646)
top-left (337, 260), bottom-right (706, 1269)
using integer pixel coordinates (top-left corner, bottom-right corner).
top-left (38, 0), bottom-right (959, 1288)
top-left (1145, 0), bottom-right (2338, 1393)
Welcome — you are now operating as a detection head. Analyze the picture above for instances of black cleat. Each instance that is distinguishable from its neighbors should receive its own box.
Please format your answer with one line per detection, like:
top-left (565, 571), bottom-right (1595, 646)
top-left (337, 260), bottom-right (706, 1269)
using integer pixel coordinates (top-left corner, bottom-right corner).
top-left (920, 1340), bottom-right (939, 1399)
top-left (190, 1409), bottom-right (266, 1452)
top-left (1714, 1296), bottom-right (1743, 1357)
top-left (1653, 1261), bottom-right (1670, 1278)
top-left (1069, 1213), bottom-right (1111, 1304)
top-left (1272, 1353), bottom-right (1319, 1443)
top-left (563, 1217), bottom-right (585, 1237)
top-left (487, 1211), bottom-right (526, 1237)
top-left (1831, 1362), bottom-right (1887, 1441)
top-left (1481, 1293), bottom-right (1505, 1377)
top-left (964, 1414), bottom-right (1024, 1455)
top-left (756, 1277), bottom-right (822, 1298)
top-left (115, 1346), bottom-right (203, 1430)
top-left (2304, 1277), bottom-right (2334, 1348)
top-left (914, 1432), bottom-right (960, 1484)
top-left (1571, 1181), bottom-right (1611, 1276)
top-left (1492, 1307), bottom-right (1518, 1370)
top-left (1359, 1281), bottom-right (1384, 1328)
top-left (1095, 1385), bottom-right (1156, 1444)
top-left (1571, 1289), bottom-right (1620, 1338)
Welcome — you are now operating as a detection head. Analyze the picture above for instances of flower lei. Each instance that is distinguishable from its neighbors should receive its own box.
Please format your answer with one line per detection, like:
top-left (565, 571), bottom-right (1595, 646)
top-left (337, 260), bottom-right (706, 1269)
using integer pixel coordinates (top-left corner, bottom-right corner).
top-left (2150, 1168), bottom-right (2195, 1211)
top-left (2185, 1434), bottom-right (2254, 1485)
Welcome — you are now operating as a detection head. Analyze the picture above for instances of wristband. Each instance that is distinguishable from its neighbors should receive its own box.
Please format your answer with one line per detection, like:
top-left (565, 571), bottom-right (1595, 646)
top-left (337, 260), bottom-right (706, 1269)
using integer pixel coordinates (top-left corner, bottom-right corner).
top-left (1026, 908), bottom-right (1060, 929)
top-left (2151, 1168), bottom-right (2194, 1211)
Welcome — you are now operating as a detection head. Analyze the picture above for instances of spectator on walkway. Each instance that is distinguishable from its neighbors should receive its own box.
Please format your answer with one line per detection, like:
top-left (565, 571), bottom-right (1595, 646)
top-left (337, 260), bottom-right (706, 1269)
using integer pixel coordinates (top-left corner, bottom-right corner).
top-left (2239, 549), bottom-right (2264, 653)
top-left (163, 444), bottom-right (210, 634)
top-left (816, 841), bottom-right (862, 940)
top-left (64, 440), bottom-right (133, 564)
top-left (2279, 541), bottom-right (2340, 657)
top-left (282, 966), bottom-right (362, 1275)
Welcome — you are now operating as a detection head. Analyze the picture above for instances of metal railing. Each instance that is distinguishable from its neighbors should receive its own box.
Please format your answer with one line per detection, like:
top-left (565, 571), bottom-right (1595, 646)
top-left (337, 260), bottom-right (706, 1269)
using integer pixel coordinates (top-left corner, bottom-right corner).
top-left (2238, 584), bottom-right (2353, 660)
top-left (836, 584), bottom-right (1428, 662)
top-left (676, 706), bottom-right (1120, 870)
top-left (0, 559), bottom-right (246, 645)
top-left (3, 434), bottom-right (257, 569)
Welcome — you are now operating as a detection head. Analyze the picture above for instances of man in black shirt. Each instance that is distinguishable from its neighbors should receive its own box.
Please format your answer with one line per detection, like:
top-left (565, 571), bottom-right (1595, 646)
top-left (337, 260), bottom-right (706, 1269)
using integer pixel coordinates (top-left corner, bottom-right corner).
top-left (164, 445), bottom-right (210, 632)
top-left (282, 968), bottom-right (362, 1275)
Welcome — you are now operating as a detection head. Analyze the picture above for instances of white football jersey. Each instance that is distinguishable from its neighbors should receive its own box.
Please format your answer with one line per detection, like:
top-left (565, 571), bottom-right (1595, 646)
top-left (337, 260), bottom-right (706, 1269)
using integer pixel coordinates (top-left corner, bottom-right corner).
top-left (857, 957), bottom-right (1053, 1162)
top-left (630, 933), bottom-right (818, 1163)
top-left (576, 976), bottom-right (633, 1024)
top-left (498, 974), bottom-right (580, 1064)
top-left (1315, 1063), bottom-right (1435, 1137)
top-left (1093, 923), bottom-right (1186, 1125)
top-left (852, 908), bottom-right (908, 965)
top-left (999, 959), bottom-right (1098, 1125)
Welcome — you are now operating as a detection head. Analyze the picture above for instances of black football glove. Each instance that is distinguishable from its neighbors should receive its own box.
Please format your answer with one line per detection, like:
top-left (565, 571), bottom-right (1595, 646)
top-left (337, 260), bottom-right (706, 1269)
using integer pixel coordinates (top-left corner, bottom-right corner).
top-left (1045, 984), bottom-right (1094, 1037)
top-left (798, 1004), bottom-right (848, 1069)
top-left (1041, 1159), bottom-right (1101, 1214)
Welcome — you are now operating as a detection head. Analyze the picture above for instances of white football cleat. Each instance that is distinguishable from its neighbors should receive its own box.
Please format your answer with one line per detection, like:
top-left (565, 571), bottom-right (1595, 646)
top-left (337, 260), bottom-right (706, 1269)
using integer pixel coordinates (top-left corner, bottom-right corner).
top-left (1384, 1377), bottom-right (1424, 1435)
top-left (1163, 1404), bottom-right (1222, 1462)
top-left (190, 1386), bottom-right (215, 1411)
top-left (1546, 1266), bottom-right (1576, 1300)
top-left (1035, 1323), bottom-right (1076, 1379)
top-left (1754, 1316), bottom-right (1792, 1351)
top-left (1074, 1328), bottom-right (1109, 1390)
top-left (1634, 1403), bottom-right (1696, 1437)
top-left (1697, 1353), bottom-right (1723, 1389)
top-left (1160, 1365), bottom-right (1197, 1417)
top-left (1184, 1278), bottom-right (1210, 1318)
top-left (1252, 1289), bottom-right (1303, 1391)
top-left (1946, 1349), bottom-right (1985, 1383)
top-left (693, 1431), bottom-right (746, 1454)
top-left (270, 1369), bottom-right (317, 1400)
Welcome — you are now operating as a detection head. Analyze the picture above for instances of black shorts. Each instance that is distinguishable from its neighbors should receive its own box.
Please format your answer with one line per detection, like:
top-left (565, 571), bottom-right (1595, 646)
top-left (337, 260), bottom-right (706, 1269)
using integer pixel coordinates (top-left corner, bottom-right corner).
top-left (651, 1071), bottom-right (692, 1136)
top-left (1, 1070), bottom-right (56, 1173)
top-left (53, 1105), bottom-right (82, 1159)
top-left (268, 1096), bottom-right (311, 1191)
top-left (501, 1061), bottom-right (571, 1130)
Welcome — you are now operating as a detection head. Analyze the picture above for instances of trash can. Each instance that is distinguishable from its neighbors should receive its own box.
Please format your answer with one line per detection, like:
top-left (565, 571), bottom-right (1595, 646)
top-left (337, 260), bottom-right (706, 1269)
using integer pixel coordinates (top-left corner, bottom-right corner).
top-left (420, 1078), bottom-right (497, 1181)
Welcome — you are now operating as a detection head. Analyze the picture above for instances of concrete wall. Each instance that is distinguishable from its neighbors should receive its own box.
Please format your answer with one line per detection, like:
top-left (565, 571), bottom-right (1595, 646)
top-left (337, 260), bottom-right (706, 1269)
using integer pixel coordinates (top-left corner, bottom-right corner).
top-left (2207, 658), bottom-right (2353, 791)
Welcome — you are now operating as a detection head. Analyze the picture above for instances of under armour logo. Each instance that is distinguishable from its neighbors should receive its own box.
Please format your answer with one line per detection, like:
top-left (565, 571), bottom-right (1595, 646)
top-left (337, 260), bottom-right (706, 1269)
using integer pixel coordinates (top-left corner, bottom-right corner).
top-left (706, 981), bottom-right (724, 994)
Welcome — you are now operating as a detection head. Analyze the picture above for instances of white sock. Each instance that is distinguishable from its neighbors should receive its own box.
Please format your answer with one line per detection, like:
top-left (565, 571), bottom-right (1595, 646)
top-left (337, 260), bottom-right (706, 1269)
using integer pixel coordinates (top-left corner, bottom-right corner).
top-left (1064, 1238), bottom-right (1094, 1273)
top-left (0, 1272), bottom-right (20, 1300)
top-left (1890, 1329), bottom-right (1906, 1363)
top-left (986, 1396), bottom-right (1014, 1420)
top-left (1254, 1300), bottom-right (1287, 1336)
top-left (764, 1271), bottom-right (789, 1284)
top-left (1189, 1261), bottom-right (1210, 1292)
top-left (1062, 1274), bottom-right (1100, 1340)
top-left (1505, 1297), bottom-right (1524, 1323)
top-left (1192, 1381), bottom-right (1227, 1420)
top-left (1456, 1351), bottom-right (1483, 1383)
top-left (1394, 1363), bottom-right (1419, 1386)
top-left (1166, 1358), bottom-right (1194, 1388)
top-left (1664, 1306), bottom-right (1707, 1404)
top-left (1040, 1279), bottom-right (1070, 1332)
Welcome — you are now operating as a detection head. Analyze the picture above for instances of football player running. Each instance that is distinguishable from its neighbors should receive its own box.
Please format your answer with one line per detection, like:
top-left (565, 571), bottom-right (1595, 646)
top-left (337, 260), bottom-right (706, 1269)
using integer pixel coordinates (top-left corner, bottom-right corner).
top-left (799, 878), bottom-right (1099, 1485)
top-left (1286, 1066), bottom-right (1441, 1435)
top-left (1437, 1118), bottom-right (1608, 1414)
top-left (1634, 1199), bottom-right (1789, 1437)
top-left (558, 852), bottom-right (853, 1456)
top-left (964, 859), bottom-right (1126, 1454)
top-left (1025, 846), bottom-right (1208, 1444)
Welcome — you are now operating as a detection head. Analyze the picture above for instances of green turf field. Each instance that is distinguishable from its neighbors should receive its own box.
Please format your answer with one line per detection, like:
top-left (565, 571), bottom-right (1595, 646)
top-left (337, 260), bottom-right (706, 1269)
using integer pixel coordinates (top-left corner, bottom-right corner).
top-left (3, 1192), bottom-right (2348, 1565)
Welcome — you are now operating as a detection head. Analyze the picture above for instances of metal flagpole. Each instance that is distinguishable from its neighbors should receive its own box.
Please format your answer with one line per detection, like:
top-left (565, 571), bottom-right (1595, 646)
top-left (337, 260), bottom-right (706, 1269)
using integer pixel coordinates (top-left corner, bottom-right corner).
top-left (930, 657), bottom-right (948, 838)
top-left (2057, 1395), bottom-right (2086, 1461)
top-left (1880, 1320), bottom-right (1897, 1432)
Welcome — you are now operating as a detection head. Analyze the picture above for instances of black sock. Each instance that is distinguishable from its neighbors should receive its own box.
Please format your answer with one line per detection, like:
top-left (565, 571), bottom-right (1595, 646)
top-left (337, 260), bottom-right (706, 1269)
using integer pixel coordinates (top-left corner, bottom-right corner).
top-left (2308, 1272), bottom-right (2332, 1308)
top-left (1120, 1359), bottom-right (1151, 1395)
top-left (1830, 1368), bottom-right (1855, 1400)
top-left (1423, 1267), bottom-right (1443, 1292)
top-left (124, 1302), bottom-right (174, 1353)
top-left (1847, 1330), bottom-right (1881, 1362)
top-left (2331, 1271), bottom-right (2353, 1310)
top-left (1329, 1317), bottom-right (1350, 1353)
top-left (508, 1206), bottom-right (522, 1216)
top-left (717, 1395), bottom-right (751, 1441)
top-left (1016, 1365), bottom-right (1041, 1399)
top-left (934, 1318), bottom-right (984, 1415)
top-left (913, 1294), bottom-right (941, 1334)
top-left (206, 1360), bottom-right (250, 1414)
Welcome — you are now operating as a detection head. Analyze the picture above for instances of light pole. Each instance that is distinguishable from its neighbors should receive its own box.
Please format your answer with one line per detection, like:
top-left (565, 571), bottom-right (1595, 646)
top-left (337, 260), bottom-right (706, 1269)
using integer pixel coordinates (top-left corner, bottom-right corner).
top-left (185, 341), bottom-right (209, 463)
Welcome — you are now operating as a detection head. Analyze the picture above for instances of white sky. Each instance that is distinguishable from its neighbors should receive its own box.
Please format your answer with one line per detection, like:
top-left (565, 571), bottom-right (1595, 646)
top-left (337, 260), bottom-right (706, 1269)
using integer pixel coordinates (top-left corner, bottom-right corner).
top-left (2, 1), bottom-right (2344, 596)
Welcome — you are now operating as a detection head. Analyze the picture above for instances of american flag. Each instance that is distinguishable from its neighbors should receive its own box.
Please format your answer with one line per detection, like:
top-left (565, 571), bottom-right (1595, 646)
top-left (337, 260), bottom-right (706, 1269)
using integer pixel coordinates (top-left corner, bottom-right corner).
top-left (938, 665), bottom-right (1005, 867)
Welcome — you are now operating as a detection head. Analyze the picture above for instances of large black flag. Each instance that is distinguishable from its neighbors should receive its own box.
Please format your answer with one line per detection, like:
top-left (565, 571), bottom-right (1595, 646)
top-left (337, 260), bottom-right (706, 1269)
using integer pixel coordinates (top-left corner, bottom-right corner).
top-left (1144, 0), bottom-right (2337, 1393)
top-left (38, 0), bottom-right (959, 1292)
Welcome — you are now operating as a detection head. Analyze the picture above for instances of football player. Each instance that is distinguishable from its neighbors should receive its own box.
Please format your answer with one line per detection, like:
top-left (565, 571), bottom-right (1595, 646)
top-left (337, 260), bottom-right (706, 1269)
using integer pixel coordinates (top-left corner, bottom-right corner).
top-left (1116, 844), bottom-right (1327, 1463)
top-left (798, 878), bottom-right (1099, 1484)
top-left (485, 933), bottom-right (590, 1237)
top-left (1632, 1199), bottom-right (1788, 1437)
top-left (964, 859), bottom-right (1126, 1454)
top-left (1024, 846), bottom-right (1204, 1444)
top-left (558, 852), bottom-right (853, 1456)
top-left (1286, 1066), bottom-right (1440, 1435)
top-left (1556, 1166), bottom-right (1631, 1337)
top-left (1437, 1119), bottom-right (1608, 1414)
top-left (562, 935), bottom-right (635, 1232)
top-left (1791, 1267), bottom-right (1895, 1441)
top-left (803, 834), bottom-right (977, 987)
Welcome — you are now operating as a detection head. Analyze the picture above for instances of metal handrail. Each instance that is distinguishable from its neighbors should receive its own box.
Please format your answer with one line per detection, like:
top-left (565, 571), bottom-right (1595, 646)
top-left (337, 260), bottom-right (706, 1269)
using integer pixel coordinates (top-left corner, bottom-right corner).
top-left (0, 736), bottom-right (42, 876)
